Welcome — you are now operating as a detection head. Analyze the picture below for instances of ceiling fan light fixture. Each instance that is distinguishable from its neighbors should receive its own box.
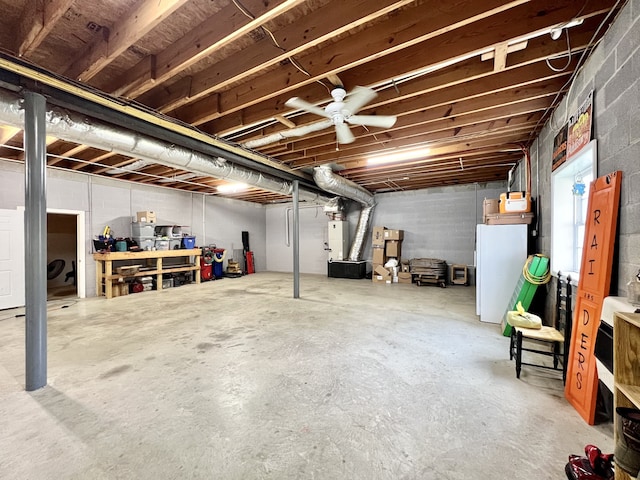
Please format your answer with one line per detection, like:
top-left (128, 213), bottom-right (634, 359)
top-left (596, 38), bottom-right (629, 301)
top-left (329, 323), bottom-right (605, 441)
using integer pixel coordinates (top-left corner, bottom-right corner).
top-left (217, 182), bottom-right (249, 193)
top-left (367, 147), bottom-right (431, 165)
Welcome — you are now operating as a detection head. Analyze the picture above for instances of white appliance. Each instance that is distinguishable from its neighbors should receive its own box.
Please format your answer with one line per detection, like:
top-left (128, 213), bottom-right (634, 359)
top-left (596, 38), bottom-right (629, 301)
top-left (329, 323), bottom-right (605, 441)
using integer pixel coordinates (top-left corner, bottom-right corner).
top-left (327, 221), bottom-right (349, 261)
top-left (476, 224), bottom-right (527, 323)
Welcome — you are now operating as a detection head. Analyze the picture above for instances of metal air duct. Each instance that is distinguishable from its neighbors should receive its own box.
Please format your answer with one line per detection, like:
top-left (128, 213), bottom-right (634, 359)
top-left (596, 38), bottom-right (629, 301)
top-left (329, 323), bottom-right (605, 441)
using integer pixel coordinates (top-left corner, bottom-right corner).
top-left (313, 165), bottom-right (375, 261)
top-left (0, 88), bottom-right (332, 204)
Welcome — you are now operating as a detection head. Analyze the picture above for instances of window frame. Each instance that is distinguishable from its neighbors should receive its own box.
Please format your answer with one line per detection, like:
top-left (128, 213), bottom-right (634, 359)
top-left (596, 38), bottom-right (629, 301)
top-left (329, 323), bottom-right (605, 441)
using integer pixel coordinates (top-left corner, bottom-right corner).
top-left (550, 139), bottom-right (597, 279)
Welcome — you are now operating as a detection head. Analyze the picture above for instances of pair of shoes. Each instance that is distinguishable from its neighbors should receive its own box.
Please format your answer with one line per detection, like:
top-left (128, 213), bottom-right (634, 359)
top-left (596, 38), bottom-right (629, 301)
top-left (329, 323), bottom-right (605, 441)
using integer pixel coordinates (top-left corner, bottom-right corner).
top-left (565, 445), bottom-right (614, 480)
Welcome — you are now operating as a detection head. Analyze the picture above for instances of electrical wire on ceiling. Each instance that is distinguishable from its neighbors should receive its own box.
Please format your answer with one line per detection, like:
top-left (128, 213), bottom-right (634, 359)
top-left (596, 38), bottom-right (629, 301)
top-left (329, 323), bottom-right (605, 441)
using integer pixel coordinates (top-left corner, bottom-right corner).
top-left (530, 0), bottom-right (623, 140)
top-left (545, 28), bottom-right (573, 73)
top-left (230, 0), bottom-right (332, 93)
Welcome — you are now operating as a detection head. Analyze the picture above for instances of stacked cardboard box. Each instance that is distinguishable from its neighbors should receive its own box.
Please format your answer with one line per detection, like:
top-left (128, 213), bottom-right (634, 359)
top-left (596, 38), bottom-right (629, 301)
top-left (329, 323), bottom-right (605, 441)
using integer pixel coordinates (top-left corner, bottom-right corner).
top-left (371, 226), bottom-right (404, 283)
top-left (483, 198), bottom-right (534, 225)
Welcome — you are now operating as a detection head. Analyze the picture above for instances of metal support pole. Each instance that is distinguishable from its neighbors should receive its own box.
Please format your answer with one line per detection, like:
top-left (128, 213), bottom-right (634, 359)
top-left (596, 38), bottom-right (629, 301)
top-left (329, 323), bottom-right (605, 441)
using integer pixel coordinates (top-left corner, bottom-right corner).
top-left (24, 91), bottom-right (47, 391)
top-left (293, 180), bottom-right (300, 299)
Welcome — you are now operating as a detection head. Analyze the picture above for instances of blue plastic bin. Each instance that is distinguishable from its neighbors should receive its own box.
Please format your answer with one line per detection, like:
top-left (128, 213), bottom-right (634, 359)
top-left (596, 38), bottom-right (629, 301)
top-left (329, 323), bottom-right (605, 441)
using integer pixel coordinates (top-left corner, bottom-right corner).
top-left (182, 236), bottom-right (196, 249)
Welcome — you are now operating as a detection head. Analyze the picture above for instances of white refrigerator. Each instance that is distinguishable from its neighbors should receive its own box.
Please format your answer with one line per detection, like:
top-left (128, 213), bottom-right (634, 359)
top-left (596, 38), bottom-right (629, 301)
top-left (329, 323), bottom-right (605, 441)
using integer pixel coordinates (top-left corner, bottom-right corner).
top-left (476, 224), bottom-right (527, 323)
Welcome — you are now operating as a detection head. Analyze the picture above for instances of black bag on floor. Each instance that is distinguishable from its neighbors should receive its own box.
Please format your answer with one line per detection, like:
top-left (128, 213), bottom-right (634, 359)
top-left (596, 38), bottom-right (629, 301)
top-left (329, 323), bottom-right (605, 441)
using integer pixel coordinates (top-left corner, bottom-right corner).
top-left (565, 444), bottom-right (614, 480)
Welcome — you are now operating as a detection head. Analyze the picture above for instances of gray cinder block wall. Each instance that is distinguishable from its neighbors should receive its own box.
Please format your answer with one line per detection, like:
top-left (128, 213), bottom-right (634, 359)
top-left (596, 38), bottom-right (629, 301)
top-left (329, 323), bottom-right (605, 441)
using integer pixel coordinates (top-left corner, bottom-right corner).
top-left (265, 181), bottom-right (506, 275)
top-left (0, 159), bottom-right (267, 297)
top-left (514, 0), bottom-right (640, 298)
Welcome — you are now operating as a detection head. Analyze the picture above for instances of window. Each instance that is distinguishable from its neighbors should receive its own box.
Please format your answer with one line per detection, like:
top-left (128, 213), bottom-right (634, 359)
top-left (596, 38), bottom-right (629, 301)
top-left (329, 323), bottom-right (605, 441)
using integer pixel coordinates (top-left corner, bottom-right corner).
top-left (551, 140), bottom-right (597, 278)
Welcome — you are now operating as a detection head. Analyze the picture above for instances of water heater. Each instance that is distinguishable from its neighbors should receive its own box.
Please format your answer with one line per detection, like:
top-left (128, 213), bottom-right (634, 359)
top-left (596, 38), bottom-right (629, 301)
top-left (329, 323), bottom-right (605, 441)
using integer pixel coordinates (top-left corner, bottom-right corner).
top-left (327, 221), bottom-right (349, 261)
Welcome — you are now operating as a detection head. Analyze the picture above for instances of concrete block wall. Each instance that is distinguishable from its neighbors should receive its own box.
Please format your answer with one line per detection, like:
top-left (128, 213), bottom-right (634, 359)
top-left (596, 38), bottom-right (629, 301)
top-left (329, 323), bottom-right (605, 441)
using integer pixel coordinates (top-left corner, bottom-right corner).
top-left (515, 0), bottom-right (640, 296)
top-left (368, 182), bottom-right (506, 268)
top-left (265, 181), bottom-right (506, 275)
top-left (0, 159), bottom-right (267, 297)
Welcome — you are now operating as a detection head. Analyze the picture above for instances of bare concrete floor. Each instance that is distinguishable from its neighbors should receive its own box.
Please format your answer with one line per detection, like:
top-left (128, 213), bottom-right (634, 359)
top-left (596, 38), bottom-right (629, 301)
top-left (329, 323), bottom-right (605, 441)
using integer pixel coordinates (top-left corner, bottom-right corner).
top-left (0, 272), bottom-right (613, 479)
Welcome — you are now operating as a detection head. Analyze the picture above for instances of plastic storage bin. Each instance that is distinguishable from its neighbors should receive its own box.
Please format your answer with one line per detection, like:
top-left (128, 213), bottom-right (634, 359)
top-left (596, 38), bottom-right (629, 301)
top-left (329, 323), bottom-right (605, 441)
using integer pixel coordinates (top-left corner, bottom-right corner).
top-left (182, 236), bottom-right (196, 249)
top-left (169, 238), bottom-right (182, 250)
top-left (132, 222), bottom-right (155, 237)
top-left (155, 239), bottom-right (170, 251)
top-left (132, 236), bottom-right (154, 251)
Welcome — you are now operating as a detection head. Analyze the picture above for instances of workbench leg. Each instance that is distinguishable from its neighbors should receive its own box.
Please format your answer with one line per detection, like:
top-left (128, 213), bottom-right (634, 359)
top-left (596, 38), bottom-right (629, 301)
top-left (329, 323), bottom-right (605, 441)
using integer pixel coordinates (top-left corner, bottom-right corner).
top-left (157, 258), bottom-right (163, 290)
top-left (95, 260), bottom-right (102, 297)
top-left (195, 255), bottom-right (201, 284)
top-left (105, 260), bottom-right (113, 299)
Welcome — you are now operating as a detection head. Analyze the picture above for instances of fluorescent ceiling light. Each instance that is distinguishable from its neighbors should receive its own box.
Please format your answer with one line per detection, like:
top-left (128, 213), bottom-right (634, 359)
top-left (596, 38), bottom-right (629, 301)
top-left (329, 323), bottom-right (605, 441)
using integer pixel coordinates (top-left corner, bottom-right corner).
top-left (367, 147), bottom-right (430, 165)
top-left (217, 182), bottom-right (249, 193)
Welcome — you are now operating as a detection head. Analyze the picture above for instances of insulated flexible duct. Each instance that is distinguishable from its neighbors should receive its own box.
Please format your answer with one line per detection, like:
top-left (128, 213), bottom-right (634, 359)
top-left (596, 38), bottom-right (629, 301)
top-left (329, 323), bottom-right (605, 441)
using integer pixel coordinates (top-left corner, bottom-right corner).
top-left (0, 88), bottom-right (332, 204)
top-left (313, 165), bottom-right (375, 261)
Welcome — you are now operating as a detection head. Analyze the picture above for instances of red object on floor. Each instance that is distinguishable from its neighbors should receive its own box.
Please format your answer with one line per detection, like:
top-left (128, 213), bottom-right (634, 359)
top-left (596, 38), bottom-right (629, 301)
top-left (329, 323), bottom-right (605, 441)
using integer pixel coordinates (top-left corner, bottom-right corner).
top-left (245, 251), bottom-right (255, 274)
top-left (200, 262), bottom-right (212, 281)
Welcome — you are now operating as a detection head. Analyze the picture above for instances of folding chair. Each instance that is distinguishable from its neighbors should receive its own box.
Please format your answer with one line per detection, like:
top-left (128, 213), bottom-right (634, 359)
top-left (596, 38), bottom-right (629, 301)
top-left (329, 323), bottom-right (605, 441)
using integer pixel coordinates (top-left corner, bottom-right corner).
top-left (509, 273), bottom-right (572, 383)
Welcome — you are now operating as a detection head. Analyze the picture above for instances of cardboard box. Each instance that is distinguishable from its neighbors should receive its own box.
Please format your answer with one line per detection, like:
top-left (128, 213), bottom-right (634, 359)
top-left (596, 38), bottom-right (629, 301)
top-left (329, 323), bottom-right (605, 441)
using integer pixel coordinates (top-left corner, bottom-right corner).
top-left (398, 272), bottom-right (412, 284)
top-left (401, 263), bottom-right (410, 273)
top-left (372, 226), bottom-right (387, 247)
top-left (386, 240), bottom-right (402, 258)
top-left (136, 211), bottom-right (156, 223)
top-left (374, 265), bottom-right (391, 278)
top-left (372, 275), bottom-right (389, 283)
top-left (384, 229), bottom-right (404, 241)
top-left (372, 246), bottom-right (386, 265)
top-left (483, 198), bottom-right (499, 219)
top-left (485, 212), bottom-right (534, 225)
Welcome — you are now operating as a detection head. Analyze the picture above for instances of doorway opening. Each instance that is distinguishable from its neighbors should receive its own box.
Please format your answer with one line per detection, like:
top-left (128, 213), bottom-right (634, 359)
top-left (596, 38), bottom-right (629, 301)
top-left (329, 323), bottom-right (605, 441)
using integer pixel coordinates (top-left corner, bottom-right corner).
top-left (46, 209), bottom-right (85, 300)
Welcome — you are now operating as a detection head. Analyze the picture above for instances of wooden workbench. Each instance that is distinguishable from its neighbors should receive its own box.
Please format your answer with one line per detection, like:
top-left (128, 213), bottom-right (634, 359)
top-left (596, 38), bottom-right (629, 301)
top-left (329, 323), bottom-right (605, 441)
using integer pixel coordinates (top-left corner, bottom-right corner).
top-left (93, 249), bottom-right (201, 299)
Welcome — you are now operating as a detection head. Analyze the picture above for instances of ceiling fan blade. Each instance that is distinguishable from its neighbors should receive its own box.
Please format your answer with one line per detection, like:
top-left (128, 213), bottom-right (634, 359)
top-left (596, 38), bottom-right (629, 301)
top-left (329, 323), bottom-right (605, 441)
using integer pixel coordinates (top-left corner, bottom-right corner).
top-left (342, 86), bottom-right (378, 114)
top-left (347, 114), bottom-right (397, 129)
top-left (335, 122), bottom-right (355, 144)
top-left (285, 97), bottom-right (329, 118)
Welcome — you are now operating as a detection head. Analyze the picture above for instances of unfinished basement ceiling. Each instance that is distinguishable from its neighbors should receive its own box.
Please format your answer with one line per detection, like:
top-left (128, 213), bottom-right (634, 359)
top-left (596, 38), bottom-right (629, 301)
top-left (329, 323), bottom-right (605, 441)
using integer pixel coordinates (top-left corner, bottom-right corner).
top-left (0, 0), bottom-right (623, 203)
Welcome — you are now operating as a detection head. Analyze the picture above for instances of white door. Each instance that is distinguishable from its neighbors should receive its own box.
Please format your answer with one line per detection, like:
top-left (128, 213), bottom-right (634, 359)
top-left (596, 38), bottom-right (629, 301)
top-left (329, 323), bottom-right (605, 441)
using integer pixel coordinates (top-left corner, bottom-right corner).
top-left (0, 209), bottom-right (25, 310)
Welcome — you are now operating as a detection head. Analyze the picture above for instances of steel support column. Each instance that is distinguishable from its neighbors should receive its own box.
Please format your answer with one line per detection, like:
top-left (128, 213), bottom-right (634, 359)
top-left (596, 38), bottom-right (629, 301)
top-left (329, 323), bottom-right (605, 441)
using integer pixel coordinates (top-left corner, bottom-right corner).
top-left (293, 180), bottom-right (300, 299)
top-left (24, 91), bottom-right (47, 391)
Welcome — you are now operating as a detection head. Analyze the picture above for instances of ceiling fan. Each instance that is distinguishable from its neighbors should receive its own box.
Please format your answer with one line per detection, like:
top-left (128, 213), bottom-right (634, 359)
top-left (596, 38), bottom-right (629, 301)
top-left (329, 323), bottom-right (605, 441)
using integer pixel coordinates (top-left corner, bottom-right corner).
top-left (284, 86), bottom-right (397, 144)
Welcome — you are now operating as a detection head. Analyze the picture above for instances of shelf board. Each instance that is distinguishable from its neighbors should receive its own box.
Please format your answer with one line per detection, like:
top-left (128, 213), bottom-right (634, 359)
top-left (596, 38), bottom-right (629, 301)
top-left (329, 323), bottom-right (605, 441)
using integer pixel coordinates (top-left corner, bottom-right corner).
top-left (617, 383), bottom-right (640, 409)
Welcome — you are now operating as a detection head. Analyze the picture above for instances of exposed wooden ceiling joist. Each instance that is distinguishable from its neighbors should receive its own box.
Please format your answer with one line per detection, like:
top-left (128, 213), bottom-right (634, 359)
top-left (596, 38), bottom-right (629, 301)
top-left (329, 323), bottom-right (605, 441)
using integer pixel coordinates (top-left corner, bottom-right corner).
top-left (0, 0), bottom-right (621, 203)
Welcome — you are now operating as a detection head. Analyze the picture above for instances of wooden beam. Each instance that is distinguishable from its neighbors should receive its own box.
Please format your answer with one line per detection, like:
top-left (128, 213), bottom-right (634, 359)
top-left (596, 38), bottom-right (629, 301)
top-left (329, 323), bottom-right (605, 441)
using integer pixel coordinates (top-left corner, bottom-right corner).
top-left (492, 42), bottom-right (510, 72)
top-left (135, 0), bottom-right (415, 110)
top-left (175, 0), bottom-right (531, 125)
top-left (15, 0), bottom-right (74, 57)
top-left (109, 0), bottom-right (307, 98)
top-left (183, 0), bottom-right (611, 132)
top-left (245, 61), bottom-right (574, 149)
top-left (48, 144), bottom-right (89, 166)
top-left (64, 0), bottom-right (190, 81)
top-left (202, 10), bottom-right (599, 136)
top-left (0, 126), bottom-right (21, 145)
top-left (289, 131), bottom-right (528, 169)
top-left (269, 86), bottom-right (560, 161)
top-left (283, 120), bottom-right (538, 167)
top-left (274, 115), bottom-right (296, 129)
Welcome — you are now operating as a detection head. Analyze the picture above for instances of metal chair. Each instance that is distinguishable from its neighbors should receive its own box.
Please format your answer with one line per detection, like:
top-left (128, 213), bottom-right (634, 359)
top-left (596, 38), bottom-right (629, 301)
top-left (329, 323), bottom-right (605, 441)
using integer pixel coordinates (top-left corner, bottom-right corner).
top-left (509, 273), bottom-right (572, 383)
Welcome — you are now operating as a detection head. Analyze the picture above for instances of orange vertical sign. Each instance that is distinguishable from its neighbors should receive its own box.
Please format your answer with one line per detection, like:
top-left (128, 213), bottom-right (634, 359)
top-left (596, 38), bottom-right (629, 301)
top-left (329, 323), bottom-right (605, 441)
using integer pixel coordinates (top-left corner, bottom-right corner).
top-left (565, 171), bottom-right (622, 424)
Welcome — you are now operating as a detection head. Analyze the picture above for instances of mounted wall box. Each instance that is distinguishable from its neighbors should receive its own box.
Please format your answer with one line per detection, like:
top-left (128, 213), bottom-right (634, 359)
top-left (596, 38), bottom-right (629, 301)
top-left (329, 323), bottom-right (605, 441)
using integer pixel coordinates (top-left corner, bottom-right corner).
top-left (499, 192), bottom-right (531, 214)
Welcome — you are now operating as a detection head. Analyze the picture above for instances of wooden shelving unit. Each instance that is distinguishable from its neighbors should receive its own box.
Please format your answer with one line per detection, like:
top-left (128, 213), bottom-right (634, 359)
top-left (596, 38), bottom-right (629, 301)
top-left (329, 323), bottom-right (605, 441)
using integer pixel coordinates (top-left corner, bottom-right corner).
top-left (93, 249), bottom-right (201, 299)
top-left (614, 311), bottom-right (640, 480)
